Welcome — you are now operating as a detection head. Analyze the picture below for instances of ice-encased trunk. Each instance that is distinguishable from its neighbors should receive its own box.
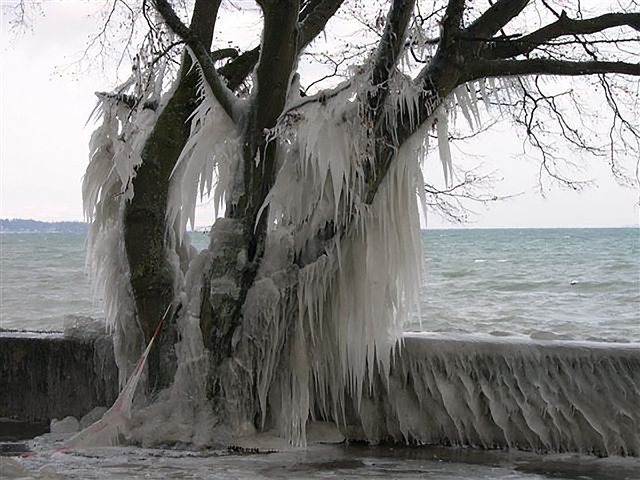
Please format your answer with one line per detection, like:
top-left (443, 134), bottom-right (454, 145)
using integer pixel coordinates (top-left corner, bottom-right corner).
top-left (123, 70), bottom-right (205, 392)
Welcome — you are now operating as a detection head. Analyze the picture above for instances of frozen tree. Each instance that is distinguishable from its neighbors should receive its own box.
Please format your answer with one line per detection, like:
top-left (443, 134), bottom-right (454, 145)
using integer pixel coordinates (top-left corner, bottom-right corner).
top-left (77, 0), bottom-right (640, 445)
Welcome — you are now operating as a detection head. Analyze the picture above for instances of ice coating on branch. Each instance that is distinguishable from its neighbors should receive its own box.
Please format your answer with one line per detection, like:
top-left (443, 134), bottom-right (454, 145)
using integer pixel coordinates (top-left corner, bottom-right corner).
top-left (245, 71), bottom-right (528, 445)
top-left (239, 73), bottom-right (431, 445)
top-left (290, 149), bottom-right (424, 445)
top-left (168, 54), bottom-right (241, 240)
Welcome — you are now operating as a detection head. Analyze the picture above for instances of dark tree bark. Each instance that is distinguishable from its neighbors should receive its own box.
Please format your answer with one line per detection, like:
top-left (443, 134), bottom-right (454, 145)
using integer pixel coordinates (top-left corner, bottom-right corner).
top-left (123, 0), bottom-right (222, 390)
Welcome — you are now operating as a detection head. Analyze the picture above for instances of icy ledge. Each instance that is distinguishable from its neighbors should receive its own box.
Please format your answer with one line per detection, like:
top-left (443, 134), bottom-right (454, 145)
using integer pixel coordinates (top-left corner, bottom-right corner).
top-left (347, 333), bottom-right (640, 457)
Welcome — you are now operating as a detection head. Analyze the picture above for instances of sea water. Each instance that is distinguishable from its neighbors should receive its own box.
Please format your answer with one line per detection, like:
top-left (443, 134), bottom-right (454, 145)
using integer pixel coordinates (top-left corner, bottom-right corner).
top-left (417, 228), bottom-right (640, 342)
top-left (1, 228), bottom-right (638, 341)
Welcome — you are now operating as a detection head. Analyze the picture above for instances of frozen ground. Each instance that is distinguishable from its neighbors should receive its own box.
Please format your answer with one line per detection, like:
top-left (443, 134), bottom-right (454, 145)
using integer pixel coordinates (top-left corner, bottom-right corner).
top-left (2, 442), bottom-right (639, 480)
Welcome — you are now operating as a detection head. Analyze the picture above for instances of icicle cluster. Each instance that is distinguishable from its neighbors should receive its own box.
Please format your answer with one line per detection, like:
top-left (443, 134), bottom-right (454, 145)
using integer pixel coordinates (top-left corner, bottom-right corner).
top-left (167, 52), bottom-right (241, 241)
top-left (233, 72), bottom-right (430, 445)
top-left (81, 25), bottom-right (531, 445)
top-left (241, 69), bottom-right (529, 445)
top-left (432, 76), bottom-right (529, 186)
top-left (83, 38), bottom-right (171, 385)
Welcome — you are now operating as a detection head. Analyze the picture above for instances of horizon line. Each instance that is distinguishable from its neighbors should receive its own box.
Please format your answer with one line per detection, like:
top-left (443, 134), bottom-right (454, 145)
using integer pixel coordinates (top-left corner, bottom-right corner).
top-left (1, 217), bottom-right (638, 230)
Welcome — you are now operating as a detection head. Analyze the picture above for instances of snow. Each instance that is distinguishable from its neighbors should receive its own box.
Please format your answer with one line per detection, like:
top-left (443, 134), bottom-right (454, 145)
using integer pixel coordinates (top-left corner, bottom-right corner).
top-left (12, 441), bottom-right (640, 480)
top-left (50, 417), bottom-right (79, 435)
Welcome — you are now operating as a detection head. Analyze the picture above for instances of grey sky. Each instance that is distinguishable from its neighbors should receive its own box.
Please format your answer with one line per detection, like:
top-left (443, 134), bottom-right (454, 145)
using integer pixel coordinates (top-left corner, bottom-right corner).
top-left (1, 0), bottom-right (638, 228)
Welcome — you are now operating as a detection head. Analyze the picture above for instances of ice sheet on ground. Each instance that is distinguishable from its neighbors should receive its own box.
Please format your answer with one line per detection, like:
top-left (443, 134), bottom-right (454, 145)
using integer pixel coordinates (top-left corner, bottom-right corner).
top-left (6, 443), bottom-right (640, 480)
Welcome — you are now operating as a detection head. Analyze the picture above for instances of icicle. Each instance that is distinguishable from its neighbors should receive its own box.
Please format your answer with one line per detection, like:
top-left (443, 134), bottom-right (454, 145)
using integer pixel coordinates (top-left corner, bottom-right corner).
top-left (167, 53), bottom-right (241, 242)
top-left (83, 30), bottom-right (173, 384)
top-left (435, 109), bottom-right (453, 185)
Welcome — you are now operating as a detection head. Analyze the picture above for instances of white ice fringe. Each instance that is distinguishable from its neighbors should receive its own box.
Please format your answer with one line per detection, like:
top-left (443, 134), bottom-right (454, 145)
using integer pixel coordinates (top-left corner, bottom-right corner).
top-left (83, 49), bottom-right (170, 384)
top-left (262, 73), bottom-right (424, 247)
top-left (430, 76), bottom-right (528, 186)
top-left (246, 72), bottom-right (429, 444)
top-left (296, 146), bottom-right (424, 439)
top-left (256, 71), bottom-right (529, 444)
top-left (168, 54), bottom-right (241, 241)
top-left (265, 79), bottom-right (368, 233)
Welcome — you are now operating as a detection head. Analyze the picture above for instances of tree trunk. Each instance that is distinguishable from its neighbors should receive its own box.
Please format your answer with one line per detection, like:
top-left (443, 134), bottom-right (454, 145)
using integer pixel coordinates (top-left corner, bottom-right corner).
top-left (122, 0), bottom-right (220, 391)
top-left (123, 72), bottom-right (198, 391)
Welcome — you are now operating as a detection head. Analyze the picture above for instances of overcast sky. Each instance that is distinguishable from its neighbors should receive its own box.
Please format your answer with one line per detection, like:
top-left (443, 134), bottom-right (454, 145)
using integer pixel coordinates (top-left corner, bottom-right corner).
top-left (1, 0), bottom-right (638, 228)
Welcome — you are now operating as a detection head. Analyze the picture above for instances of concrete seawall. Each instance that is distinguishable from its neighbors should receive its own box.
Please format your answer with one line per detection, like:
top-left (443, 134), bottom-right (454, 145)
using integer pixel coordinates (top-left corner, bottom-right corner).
top-left (353, 333), bottom-right (640, 456)
top-left (1, 331), bottom-right (638, 456)
top-left (0, 331), bottom-right (117, 425)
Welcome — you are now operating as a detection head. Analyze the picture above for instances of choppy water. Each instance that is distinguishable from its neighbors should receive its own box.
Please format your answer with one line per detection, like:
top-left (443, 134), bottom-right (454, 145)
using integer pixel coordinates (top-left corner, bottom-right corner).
top-left (418, 228), bottom-right (640, 342)
top-left (1, 228), bottom-right (639, 342)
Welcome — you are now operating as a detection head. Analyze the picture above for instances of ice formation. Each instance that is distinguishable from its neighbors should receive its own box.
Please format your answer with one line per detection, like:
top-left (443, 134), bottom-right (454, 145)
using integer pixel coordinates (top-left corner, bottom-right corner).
top-left (83, 42), bottom-right (172, 385)
top-left (63, 305), bottom-right (172, 448)
top-left (355, 334), bottom-right (640, 456)
top-left (167, 53), bottom-right (241, 239)
top-left (234, 70), bottom-right (523, 445)
top-left (82, 23), bottom-right (541, 450)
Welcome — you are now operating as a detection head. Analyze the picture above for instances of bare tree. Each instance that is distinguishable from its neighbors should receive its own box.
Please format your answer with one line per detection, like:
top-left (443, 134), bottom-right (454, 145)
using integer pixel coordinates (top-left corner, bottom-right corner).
top-left (77, 0), bottom-right (639, 445)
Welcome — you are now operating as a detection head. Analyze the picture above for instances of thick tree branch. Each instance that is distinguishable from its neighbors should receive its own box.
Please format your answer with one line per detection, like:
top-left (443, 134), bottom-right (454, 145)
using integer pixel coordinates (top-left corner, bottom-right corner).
top-left (365, 0), bottom-right (470, 204)
top-left (189, 0), bottom-right (221, 48)
top-left (441, 0), bottom-right (466, 32)
top-left (211, 47), bottom-right (239, 62)
top-left (253, 0), bottom-right (300, 129)
top-left (219, 48), bottom-right (260, 91)
top-left (362, 0), bottom-right (418, 202)
top-left (369, 0), bottom-right (416, 112)
top-left (232, 0), bottom-right (301, 256)
top-left (219, 0), bottom-right (345, 92)
top-left (466, 0), bottom-right (530, 39)
top-left (486, 12), bottom-right (640, 59)
top-left (122, 1), bottom-right (228, 383)
top-left (468, 58), bottom-right (640, 79)
top-left (299, 0), bottom-right (345, 50)
top-left (152, 0), bottom-right (238, 120)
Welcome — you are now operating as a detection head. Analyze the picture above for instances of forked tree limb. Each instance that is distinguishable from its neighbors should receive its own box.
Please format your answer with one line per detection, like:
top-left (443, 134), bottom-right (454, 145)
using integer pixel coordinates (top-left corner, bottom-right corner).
top-left (152, 0), bottom-right (239, 120)
top-left (371, 0), bottom-right (416, 91)
top-left (219, 0), bottom-right (346, 91)
top-left (253, 0), bottom-right (300, 130)
top-left (299, 0), bottom-right (346, 49)
top-left (189, 0), bottom-right (221, 48)
top-left (485, 12), bottom-right (640, 59)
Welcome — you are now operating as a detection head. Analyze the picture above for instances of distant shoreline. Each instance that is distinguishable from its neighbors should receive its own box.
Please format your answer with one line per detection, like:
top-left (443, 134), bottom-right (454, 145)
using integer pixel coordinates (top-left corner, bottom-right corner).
top-left (1, 218), bottom-right (637, 233)
top-left (0, 219), bottom-right (88, 234)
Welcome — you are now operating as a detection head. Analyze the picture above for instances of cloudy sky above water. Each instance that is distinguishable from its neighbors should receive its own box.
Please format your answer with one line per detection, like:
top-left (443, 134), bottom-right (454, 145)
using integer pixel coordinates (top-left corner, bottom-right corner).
top-left (1, 1), bottom-right (638, 228)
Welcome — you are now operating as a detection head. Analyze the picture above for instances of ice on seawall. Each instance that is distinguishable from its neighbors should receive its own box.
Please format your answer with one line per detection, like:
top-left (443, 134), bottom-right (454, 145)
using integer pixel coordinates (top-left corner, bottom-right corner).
top-left (347, 334), bottom-right (640, 457)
